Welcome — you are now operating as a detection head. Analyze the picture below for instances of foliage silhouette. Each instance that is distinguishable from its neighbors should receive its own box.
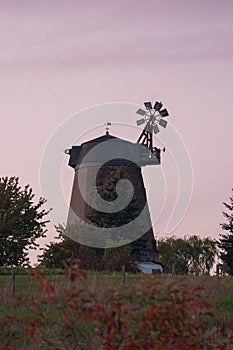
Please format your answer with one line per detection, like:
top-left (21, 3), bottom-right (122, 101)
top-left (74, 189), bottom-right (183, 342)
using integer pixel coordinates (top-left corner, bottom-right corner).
top-left (0, 177), bottom-right (50, 267)
top-left (219, 189), bottom-right (233, 275)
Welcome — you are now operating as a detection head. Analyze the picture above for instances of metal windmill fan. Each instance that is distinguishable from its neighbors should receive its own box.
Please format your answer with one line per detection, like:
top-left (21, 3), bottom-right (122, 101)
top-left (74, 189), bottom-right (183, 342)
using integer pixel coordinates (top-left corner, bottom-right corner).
top-left (136, 100), bottom-right (169, 152)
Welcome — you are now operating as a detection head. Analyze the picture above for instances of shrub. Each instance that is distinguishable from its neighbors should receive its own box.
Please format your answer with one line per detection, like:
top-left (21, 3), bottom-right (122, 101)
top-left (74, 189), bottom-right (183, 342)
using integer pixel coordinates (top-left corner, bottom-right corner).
top-left (1, 260), bottom-right (233, 349)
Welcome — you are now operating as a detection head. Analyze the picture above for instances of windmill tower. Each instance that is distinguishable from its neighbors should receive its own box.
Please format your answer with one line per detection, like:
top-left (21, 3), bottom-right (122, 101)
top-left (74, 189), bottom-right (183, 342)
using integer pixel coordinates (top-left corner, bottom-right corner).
top-left (65, 100), bottom-right (169, 262)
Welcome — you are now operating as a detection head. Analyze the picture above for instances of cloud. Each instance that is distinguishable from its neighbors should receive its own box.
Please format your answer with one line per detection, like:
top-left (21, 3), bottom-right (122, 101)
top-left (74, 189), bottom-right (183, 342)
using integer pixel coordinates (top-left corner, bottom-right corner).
top-left (0, 0), bottom-right (233, 70)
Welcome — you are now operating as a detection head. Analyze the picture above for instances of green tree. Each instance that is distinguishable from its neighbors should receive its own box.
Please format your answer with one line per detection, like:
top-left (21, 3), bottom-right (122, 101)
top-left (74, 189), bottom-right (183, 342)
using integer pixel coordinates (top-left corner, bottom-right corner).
top-left (187, 236), bottom-right (217, 275)
top-left (157, 236), bottom-right (191, 274)
top-left (40, 238), bottom-right (76, 269)
top-left (158, 235), bottom-right (217, 275)
top-left (39, 224), bottom-right (105, 270)
top-left (40, 228), bottom-right (135, 272)
top-left (0, 176), bottom-right (49, 267)
top-left (219, 190), bottom-right (233, 275)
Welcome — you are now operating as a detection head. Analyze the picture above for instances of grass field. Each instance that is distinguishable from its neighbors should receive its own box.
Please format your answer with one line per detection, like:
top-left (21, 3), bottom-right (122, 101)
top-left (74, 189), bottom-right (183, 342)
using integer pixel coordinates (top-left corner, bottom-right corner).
top-left (0, 270), bottom-right (233, 349)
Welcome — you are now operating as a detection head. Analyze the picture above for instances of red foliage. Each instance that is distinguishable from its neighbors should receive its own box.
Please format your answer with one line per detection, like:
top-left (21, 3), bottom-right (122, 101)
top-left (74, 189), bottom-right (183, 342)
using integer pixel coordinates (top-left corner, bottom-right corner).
top-left (2, 262), bottom-right (233, 349)
top-left (29, 269), bottom-right (55, 300)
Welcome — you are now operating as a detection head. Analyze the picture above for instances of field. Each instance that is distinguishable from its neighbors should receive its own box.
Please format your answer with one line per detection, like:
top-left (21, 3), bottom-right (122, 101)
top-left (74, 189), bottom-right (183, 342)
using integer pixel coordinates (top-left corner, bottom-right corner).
top-left (0, 269), bottom-right (233, 349)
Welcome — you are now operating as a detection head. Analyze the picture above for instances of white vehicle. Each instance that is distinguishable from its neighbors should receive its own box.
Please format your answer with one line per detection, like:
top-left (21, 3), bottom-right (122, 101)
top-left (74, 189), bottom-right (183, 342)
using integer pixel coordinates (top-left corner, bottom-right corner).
top-left (137, 262), bottom-right (163, 274)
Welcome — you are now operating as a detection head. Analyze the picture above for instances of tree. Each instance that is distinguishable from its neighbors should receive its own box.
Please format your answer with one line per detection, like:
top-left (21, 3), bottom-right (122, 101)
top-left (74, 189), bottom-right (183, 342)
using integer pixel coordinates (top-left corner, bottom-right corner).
top-left (40, 230), bottom-right (135, 272)
top-left (40, 235), bottom-right (104, 271)
top-left (39, 238), bottom-right (76, 269)
top-left (0, 177), bottom-right (49, 267)
top-left (187, 236), bottom-right (217, 275)
top-left (157, 236), bottom-right (191, 274)
top-left (157, 235), bottom-right (217, 275)
top-left (219, 189), bottom-right (233, 275)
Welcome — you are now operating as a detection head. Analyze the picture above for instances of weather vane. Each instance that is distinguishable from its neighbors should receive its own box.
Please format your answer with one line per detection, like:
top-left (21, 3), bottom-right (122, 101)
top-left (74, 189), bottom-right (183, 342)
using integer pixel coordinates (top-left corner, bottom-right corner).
top-left (104, 121), bottom-right (111, 135)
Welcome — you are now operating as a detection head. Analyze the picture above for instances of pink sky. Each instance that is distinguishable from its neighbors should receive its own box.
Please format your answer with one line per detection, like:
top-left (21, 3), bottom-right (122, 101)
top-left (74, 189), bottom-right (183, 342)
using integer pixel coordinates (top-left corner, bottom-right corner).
top-left (0, 0), bottom-right (232, 263)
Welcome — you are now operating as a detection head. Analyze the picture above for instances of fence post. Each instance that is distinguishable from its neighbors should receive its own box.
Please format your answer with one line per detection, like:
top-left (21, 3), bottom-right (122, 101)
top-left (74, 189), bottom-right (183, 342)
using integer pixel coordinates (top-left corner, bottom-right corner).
top-left (172, 263), bottom-right (176, 277)
top-left (122, 265), bottom-right (126, 288)
top-left (216, 264), bottom-right (220, 290)
top-left (11, 268), bottom-right (15, 296)
top-left (68, 267), bottom-right (73, 289)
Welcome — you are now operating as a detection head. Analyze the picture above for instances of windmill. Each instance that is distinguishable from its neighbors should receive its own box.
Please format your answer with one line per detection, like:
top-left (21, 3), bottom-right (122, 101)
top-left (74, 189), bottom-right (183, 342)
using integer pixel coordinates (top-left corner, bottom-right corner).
top-left (65, 100), bottom-right (169, 263)
top-left (136, 100), bottom-right (169, 164)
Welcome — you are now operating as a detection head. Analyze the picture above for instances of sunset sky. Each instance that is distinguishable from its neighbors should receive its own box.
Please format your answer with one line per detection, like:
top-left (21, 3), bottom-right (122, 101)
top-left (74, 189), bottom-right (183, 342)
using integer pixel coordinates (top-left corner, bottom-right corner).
top-left (0, 0), bottom-right (232, 262)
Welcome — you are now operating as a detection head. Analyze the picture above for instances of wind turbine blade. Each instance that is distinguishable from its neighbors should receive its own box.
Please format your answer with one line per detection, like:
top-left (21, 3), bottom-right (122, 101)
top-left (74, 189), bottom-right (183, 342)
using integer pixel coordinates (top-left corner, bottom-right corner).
top-left (136, 108), bottom-right (146, 116)
top-left (136, 119), bottom-right (145, 126)
top-left (159, 119), bottom-right (168, 128)
top-left (154, 101), bottom-right (163, 111)
top-left (153, 125), bottom-right (160, 134)
top-left (144, 101), bottom-right (152, 110)
top-left (160, 108), bottom-right (169, 117)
